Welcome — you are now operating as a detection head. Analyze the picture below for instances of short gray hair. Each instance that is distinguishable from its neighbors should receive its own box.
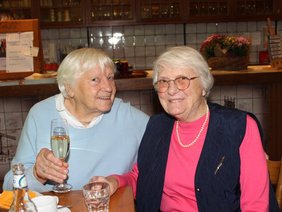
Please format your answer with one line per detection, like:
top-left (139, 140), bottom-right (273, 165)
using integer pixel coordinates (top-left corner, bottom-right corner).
top-left (57, 48), bottom-right (115, 97)
top-left (153, 46), bottom-right (214, 97)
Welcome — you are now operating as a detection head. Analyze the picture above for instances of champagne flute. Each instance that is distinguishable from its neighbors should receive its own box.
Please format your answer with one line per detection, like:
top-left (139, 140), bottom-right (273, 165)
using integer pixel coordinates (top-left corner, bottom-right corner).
top-left (50, 118), bottom-right (72, 193)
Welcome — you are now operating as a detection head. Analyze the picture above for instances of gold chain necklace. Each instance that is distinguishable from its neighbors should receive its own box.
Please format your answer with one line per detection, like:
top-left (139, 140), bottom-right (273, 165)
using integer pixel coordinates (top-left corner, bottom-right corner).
top-left (176, 105), bottom-right (209, 148)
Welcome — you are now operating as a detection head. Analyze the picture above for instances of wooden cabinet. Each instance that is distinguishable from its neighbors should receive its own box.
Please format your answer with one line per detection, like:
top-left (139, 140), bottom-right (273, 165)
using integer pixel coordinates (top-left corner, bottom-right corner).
top-left (143, 0), bottom-right (282, 23)
top-left (186, 0), bottom-right (231, 22)
top-left (0, 19), bottom-right (43, 80)
top-left (234, 0), bottom-right (282, 20)
top-left (38, 0), bottom-right (136, 27)
top-left (186, 0), bottom-right (279, 22)
top-left (233, 0), bottom-right (274, 21)
top-left (0, 0), bottom-right (281, 28)
top-left (85, 0), bottom-right (135, 26)
top-left (1, 0), bottom-right (32, 19)
top-left (38, 0), bottom-right (84, 28)
top-left (136, 0), bottom-right (185, 23)
top-left (274, 0), bottom-right (282, 19)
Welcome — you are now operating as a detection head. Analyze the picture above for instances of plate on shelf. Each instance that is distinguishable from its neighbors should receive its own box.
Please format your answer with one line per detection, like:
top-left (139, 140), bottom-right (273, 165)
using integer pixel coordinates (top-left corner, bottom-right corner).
top-left (131, 70), bottom-right (148, 77)
top-left (24, 72), bottom-right (57, 80)
top-left (116, 70), bottom-right (148, 79)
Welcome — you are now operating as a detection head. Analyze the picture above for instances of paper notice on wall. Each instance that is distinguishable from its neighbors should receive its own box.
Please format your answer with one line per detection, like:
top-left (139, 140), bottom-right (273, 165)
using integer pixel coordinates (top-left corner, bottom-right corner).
top-left (5, 31), bottom-right (34, 72)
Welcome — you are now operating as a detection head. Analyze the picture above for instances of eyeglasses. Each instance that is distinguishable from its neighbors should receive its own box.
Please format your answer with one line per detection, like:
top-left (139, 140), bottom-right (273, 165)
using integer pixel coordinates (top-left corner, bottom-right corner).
top-left (154, 76), bottom-right (198, 93)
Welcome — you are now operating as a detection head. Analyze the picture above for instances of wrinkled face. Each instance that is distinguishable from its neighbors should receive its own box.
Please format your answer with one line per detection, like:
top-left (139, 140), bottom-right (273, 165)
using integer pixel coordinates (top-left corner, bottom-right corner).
top-left (156, 66), bottom-right (206, 121)
top-left (69, 66), bottom-right (116, 117)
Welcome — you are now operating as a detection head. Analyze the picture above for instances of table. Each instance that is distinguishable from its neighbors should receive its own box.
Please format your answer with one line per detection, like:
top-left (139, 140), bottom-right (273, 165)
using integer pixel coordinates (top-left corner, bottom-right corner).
top-left (44, 186), bottom-right (135, 212)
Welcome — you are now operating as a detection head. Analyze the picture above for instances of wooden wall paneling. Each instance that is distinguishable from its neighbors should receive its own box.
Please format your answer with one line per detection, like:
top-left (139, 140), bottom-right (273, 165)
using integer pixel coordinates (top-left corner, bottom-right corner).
top-left (267, 82), bottom-right (282, 160)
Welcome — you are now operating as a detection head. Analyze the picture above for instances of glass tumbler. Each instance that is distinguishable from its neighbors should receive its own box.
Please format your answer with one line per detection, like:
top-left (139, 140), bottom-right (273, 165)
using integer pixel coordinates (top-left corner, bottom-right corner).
top-left (83, 182), bottom-right (110, 212)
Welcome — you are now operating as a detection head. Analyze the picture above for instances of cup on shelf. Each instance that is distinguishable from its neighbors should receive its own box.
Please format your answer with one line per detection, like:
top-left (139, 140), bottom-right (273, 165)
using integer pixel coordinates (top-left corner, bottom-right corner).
top-left (50, 9), bottom-right (55, 22)
top-left (64, 9), bottom-right (70, 22)
top-left (259, 50), bottom-right (269, 65)
top-left (120, 60), bottom-right (129, 76)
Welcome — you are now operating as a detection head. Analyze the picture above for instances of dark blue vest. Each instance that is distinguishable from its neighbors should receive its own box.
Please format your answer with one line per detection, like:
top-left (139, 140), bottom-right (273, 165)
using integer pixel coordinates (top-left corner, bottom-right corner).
top-left (136, 103), bottom-right (279, 212)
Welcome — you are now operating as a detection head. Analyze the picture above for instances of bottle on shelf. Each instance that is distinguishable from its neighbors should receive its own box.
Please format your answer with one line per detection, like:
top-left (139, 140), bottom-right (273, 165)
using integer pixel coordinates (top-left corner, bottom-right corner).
top-left (9, 163), bottom-right (37, 212)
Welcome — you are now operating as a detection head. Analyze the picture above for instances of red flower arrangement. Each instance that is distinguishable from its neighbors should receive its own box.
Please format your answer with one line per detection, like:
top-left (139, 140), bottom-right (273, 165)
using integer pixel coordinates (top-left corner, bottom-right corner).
top-left (200, 34), bottom-right (251, 60)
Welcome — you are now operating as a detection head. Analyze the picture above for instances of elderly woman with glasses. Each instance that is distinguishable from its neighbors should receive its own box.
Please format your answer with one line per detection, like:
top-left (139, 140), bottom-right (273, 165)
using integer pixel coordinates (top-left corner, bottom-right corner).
top-left (91, 46), bottom-right (279, 211)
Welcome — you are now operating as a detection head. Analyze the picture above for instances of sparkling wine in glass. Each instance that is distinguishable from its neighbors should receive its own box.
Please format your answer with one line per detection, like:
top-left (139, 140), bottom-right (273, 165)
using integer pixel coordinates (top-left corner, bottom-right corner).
top-left (50, 118), bottom-right (72, 193)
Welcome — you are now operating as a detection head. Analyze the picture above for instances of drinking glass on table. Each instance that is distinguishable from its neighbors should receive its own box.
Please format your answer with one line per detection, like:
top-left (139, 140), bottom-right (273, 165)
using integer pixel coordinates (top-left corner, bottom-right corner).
top-left (83, 182), bottom-right (110, 212)
top-left (50, 118), bottom-right (72, 193)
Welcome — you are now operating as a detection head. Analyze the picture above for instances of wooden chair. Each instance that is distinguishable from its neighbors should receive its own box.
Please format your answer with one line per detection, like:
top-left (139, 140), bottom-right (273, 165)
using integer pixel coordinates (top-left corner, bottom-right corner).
top-left (267, 159), bottom-right (282, 209)
top-left (276, 160), bottom-right (282, 209)
top-left (268, 160), bottom-right (281, 186)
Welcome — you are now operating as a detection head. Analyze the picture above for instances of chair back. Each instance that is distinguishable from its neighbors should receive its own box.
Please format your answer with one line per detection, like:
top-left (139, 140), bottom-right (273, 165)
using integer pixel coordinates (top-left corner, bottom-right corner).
top-left (267, 159), bottom-right (282, 209)
top-left (267, 160), bottom-right (281, 185)
top-left (275, 159), bottom-right (282, 209)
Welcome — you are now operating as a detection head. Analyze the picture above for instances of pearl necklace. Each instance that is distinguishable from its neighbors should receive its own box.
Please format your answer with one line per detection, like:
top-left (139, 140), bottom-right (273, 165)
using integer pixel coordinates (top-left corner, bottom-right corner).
top-left (176, 105), bottom-right (209, 148)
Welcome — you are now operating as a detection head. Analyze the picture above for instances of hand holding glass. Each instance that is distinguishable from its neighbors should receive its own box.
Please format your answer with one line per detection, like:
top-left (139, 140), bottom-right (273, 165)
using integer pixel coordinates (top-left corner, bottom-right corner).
top-left (83, 182), bottom-right (110, 212)
top-left (50, 118), bottom-right (72, 193)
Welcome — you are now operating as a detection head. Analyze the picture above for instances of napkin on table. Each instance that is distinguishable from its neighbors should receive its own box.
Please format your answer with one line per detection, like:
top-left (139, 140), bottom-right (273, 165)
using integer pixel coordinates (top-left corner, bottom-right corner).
top-left (0, 190), bottom-right (38, 209)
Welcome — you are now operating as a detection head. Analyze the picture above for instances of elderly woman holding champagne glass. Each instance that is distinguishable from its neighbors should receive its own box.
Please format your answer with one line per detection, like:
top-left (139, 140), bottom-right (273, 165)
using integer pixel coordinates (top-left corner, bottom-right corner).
top-left (92, 46), bottom-right (280, 211)
top-left (3, 48), bottom-right (149, 192)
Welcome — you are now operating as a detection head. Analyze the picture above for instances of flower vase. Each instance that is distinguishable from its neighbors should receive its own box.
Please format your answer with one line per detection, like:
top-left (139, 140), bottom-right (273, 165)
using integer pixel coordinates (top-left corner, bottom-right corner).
top-left (207, 56), bottom-right (249, 70)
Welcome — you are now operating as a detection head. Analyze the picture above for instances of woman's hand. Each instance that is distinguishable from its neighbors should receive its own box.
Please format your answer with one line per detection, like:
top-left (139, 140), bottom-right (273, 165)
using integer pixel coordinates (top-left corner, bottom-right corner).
top-left (90, 176), bottom-right (119, 196)
top-left (33, 148), bottom-right (69, 184)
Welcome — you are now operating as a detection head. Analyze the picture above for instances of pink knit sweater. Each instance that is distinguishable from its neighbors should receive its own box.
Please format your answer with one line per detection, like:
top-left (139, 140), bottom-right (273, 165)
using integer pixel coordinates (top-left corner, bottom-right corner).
top-left (117, 114), bottom-right (269, 211)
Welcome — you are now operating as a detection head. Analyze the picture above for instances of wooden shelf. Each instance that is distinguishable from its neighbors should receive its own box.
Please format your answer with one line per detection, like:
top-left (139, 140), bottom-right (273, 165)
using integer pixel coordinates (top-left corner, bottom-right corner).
top-left (1, 65), bottom-right (282, 95)
top-left (2, 0), bottom-right (280, 28)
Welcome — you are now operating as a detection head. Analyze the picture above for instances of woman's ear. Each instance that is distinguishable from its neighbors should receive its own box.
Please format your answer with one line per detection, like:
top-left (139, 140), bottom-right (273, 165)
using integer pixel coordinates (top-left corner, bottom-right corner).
top-left (202, 89), bottom-right (206, 97)
top-left (65, 84), bottom-right (74, 98)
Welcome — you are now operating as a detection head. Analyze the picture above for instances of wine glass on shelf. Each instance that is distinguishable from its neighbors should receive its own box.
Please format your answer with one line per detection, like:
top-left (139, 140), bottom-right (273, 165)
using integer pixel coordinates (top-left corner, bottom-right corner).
top-left (50, 118), bottom-right (72, 193)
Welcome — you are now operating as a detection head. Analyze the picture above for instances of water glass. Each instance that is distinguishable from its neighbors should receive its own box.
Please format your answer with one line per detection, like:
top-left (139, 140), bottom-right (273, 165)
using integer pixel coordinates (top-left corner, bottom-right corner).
top-left (82, 182), bottom-right (110, 212)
